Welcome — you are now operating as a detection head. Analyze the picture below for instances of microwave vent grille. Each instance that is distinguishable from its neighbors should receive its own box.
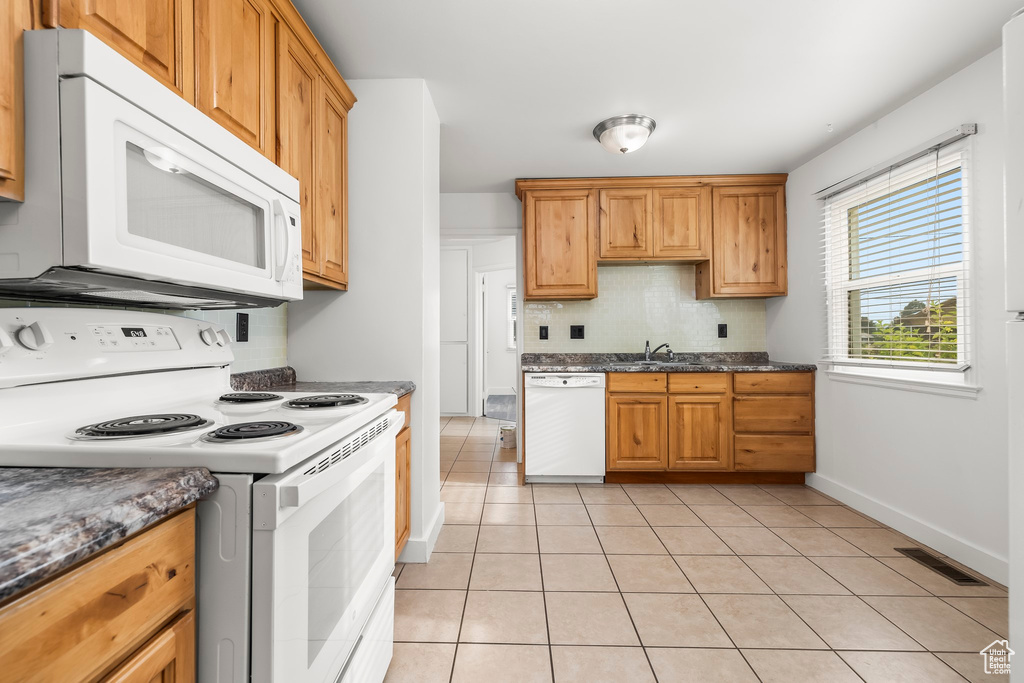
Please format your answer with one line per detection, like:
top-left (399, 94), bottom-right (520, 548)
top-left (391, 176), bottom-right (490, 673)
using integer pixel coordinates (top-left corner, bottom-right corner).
top-left (302, 415), bottom-right (391, 476)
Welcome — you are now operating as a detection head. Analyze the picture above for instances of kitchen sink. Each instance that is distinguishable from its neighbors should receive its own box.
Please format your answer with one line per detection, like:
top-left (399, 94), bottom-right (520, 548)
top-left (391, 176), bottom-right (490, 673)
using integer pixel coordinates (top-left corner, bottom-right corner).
top-left (608, 361), bottom-right (693, 367)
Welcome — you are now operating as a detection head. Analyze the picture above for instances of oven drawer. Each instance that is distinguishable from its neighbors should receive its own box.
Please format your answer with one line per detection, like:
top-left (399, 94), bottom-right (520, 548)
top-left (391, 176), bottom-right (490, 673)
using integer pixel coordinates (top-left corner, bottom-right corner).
top-left (340, 578), bottom-right (395, 683)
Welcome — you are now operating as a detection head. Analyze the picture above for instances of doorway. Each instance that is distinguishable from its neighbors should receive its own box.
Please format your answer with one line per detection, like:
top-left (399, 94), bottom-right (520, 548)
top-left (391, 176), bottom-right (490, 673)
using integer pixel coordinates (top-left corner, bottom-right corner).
top-left (478, 267), bottom-right (517, 420)
top-left (439, 235), bottom-right (518, 417)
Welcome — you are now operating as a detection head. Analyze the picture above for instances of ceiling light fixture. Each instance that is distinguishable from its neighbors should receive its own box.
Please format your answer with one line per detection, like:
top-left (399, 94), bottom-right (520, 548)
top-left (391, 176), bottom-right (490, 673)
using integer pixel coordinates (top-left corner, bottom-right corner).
top-left (593, 114), bottom-right (657, 154)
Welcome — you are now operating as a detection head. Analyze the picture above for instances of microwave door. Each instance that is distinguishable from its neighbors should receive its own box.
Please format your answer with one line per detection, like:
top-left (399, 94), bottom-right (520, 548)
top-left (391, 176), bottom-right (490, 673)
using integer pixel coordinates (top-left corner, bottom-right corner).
top-left (59, 76), bottom-right (297, 300)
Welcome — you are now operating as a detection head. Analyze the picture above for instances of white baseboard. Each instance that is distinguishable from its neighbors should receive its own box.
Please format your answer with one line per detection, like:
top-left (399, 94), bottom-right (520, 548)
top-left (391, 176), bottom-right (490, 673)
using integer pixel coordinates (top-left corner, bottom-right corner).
top-left (397, 502), bottom-right (445, 564)
top-left (806, 473), bottom-right (1008, 585)
top-left (486, 387), bottom-right (516, 397)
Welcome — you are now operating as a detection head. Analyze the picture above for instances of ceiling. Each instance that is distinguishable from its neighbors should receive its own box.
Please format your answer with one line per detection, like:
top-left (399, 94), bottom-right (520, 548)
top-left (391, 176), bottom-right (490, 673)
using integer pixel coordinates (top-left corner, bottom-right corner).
top-left (292, 0), bottom-right (1020, 193)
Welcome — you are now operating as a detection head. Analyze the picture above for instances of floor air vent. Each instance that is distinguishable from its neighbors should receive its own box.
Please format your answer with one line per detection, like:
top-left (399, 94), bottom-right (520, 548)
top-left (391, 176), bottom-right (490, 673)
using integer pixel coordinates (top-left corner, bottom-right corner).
top-left (894, 547), bottom-right (987, 586)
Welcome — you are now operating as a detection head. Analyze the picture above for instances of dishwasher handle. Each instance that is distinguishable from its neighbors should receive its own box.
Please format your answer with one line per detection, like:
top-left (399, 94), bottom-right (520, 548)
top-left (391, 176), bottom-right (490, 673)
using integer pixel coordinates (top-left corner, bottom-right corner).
top-left (525, 373), bottom-right (606, 388)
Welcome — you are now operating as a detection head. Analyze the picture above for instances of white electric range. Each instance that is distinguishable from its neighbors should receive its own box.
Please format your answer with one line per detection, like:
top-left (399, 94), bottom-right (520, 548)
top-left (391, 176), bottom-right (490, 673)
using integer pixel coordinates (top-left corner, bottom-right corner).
top-left (0, 308), bottom-right (400, 683)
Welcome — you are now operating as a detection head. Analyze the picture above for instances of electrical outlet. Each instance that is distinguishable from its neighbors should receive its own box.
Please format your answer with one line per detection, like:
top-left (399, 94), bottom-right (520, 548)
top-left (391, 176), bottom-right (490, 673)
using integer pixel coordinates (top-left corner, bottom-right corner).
top-left (539, 325), bottom-right (549, 340)
top-left (718, 323), bottom-right (728, 339)
top-left (570, 325), bottom-right (585, 340)
top-left (236, 313), bottom-right (250, 342)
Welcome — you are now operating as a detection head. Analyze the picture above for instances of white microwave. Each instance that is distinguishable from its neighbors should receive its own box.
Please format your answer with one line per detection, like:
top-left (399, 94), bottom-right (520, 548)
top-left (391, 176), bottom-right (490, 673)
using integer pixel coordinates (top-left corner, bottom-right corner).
top-left (0, 30), bottom-right (302, 309)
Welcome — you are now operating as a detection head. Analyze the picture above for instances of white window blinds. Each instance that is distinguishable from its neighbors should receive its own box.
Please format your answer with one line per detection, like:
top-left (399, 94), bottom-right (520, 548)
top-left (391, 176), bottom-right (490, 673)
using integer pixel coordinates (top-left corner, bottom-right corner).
top-left (822, 139), bottom-right (971, 370)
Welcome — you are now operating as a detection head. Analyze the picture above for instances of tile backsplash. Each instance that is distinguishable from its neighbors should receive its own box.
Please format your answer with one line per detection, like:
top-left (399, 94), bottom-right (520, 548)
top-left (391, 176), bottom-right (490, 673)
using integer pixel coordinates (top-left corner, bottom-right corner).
top-left (183, 305), bottom-right (287, 373)
top-left (523, 264), bottom-right (766, 353)
top-left (1, 300), bottom-right (288, 373)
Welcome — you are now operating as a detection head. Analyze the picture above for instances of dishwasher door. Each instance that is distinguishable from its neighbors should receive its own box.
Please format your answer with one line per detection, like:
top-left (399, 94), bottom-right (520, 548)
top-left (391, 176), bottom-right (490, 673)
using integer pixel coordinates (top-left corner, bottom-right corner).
top-left (524, 373), bottom-right (606, 483)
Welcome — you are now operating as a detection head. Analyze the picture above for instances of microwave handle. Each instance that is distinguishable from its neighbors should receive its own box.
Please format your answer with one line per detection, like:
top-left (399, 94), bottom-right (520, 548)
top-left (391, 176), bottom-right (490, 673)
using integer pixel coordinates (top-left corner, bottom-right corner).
top-left (272, 199), bottom-right (293, 281)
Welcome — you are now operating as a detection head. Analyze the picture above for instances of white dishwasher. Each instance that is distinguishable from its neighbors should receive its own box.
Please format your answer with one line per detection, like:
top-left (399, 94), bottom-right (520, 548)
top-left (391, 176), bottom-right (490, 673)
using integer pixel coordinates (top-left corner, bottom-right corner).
top-left (524, 373), bottom-right (606, 483)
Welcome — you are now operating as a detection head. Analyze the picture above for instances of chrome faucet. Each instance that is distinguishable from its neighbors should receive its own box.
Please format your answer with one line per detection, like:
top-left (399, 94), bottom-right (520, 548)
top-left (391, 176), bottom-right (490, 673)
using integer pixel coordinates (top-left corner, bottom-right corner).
top-left (645, 341), bottom-right (674, 362)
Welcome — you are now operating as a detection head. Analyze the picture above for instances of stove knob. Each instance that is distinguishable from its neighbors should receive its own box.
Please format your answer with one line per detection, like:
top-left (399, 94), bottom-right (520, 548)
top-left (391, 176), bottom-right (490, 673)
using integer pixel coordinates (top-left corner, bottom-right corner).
top-left (0, 328), bottom-right (14, 355)
top-left (17, 322), bottom-right (54, 351)
top-left (216, 329), bottom-right (232, 347)
top-left (199, 326), bottom-right (218, 346)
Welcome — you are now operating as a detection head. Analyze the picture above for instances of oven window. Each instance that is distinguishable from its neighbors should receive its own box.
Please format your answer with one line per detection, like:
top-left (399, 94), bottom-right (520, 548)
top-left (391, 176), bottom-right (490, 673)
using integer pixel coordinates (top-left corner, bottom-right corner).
top-left (125, 143), bottom-right (266, 268)
top-left (307, 462), bottom-right (385, 665)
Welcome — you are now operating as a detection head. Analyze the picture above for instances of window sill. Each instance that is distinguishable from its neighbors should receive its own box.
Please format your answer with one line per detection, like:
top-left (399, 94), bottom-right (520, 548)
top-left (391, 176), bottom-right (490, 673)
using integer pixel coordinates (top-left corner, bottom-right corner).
top-left (822, 365), bottom-right (981, 399)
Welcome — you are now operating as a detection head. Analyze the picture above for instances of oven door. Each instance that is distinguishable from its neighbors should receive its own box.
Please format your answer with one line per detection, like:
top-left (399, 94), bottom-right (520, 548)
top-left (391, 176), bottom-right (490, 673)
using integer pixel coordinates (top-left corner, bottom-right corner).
top-left (250, 410), bottom-right (403, 683)
top-left (58, 76), bottom-right (302, 301)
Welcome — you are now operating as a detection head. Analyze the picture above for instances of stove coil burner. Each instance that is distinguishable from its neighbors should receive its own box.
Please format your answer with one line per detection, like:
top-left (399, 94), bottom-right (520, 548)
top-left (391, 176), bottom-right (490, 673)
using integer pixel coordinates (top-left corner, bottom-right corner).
top-left (76, 414), bottom-right (212, 439)
top-left (218, 392), bottom-right (284, 404)
top-left (284, 394), bottom-right (369, 409)
top-left (205, 421), bottom-right (303, 441)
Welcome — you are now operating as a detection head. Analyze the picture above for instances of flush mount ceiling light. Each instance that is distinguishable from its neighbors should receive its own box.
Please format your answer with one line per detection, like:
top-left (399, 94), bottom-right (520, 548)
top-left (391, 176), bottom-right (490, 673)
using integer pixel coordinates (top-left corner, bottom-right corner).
top-left (592, 114), bottom-right (657, 154)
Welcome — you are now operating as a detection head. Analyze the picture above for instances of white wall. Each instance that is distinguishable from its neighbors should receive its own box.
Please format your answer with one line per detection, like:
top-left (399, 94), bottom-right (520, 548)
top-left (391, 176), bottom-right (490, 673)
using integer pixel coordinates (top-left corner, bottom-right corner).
top-left (441, 192), bottom-right (520, 232)
top-left (483, 267), bottom-right (517, 395)
top-left (768, 49), bottom-right (1009, 582)
top-left (288, 79), bottom-right (443, 563)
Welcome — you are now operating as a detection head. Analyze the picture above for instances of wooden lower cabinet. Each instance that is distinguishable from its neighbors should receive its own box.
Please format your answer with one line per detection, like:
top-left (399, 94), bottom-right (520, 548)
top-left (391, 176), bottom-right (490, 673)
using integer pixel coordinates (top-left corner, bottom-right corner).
top-left (0, 509), bottom-right (197, 682)
top-left (395, 425), bottom-right (411, 559)
top-left (606, 394), bottom-right (668, 471)
top-left (395, 391), bottom-right (412, 559)
top-left (606, 371), bottom-right (815, 477)
top-left (668, 395), bottom-right (731, 471)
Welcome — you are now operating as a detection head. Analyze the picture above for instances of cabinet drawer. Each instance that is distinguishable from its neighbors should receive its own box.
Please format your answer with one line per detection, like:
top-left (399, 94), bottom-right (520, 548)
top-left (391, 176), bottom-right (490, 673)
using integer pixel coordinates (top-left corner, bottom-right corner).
top-left (734, 435), bottom-right (815, 471)
top-left (607, 373), bottom-right (666, 393)
top-left (734, 372), bottom-right (813, 394)
top-left (668, 373), bottom-right (729, 394)
top-left (0, 510), bottom-right (195, 682)
top-left (734, 396), bottom-right (813, 434)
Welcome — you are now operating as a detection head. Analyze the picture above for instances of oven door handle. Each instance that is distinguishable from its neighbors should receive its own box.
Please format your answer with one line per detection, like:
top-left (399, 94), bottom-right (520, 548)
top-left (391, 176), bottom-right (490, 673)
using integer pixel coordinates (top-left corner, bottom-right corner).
top-left (253, 410), bottom-right (404, 530)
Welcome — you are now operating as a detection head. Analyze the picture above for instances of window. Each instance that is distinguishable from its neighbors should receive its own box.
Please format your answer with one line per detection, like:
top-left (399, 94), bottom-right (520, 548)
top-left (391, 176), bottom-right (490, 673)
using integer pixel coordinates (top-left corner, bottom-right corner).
top-left (506, 286), bottom-right (517, 350)
top-left (822, 140), bottom-right (970, 371)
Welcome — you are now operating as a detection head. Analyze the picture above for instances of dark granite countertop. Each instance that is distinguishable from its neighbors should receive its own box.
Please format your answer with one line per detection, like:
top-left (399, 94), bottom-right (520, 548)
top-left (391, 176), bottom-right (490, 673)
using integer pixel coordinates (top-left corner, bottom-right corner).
top-left (521, 352), bottom-right (817, 373)
top-left (0, 467), bottom-right (218, 603)
top-left (232, 367), bottom-right (415, 397)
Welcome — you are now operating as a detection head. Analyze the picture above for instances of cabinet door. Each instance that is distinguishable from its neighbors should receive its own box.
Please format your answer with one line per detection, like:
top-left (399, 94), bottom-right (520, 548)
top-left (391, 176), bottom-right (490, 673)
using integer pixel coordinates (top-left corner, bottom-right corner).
top-left (276, 27), bottom-right (318, 275)
top-left (395, 427), bottom-right (411, 559)
top-left (0, 0), bottom-right (31, 201)
top-left (668, 395), bottom-right (730, 470)
top-left (653, 186), bottom-right (710, 259)
top-left (102, 609), bottom-right (195, 683)
top-left (523, 189), bottom-right (598, 299)
top-left (195, 0), bottom-right (275, 157)
top-left (607, 395), bottom-right (668, 470)
top-left (598, 188), bottom-right (653, 259)
top-left (316, 78), bottom-right (349, 286)
top-left (58, 0), bottom-right (195, 102)
top-left (699, 185), bottom-right (787, 297)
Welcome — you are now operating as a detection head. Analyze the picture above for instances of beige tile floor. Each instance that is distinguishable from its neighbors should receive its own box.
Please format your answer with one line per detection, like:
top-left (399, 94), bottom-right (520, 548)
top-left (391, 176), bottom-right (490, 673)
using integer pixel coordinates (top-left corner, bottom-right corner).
top-left (385, 416), bottom-right (1009, 682)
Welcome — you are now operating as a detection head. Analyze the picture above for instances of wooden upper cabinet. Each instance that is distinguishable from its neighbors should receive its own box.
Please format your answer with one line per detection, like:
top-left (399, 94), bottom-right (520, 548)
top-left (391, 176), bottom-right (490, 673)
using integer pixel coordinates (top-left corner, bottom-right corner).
top-left (315, 78), bottom-right (348, 287)
top-left (668, 395), bottom-right (731, 471)
top-left (523, 189), bottom-right (598, 300)
top-left (606, 395), bottom-right (668, 470)
top-left (653, 186), bottom-right (710, 259)
top-left (697, 184), bottom-right (787, 298)
top-left (276, 26), bottom-right (318, 275)
top-left (599, 188), bottom-right (653, 259)
top-left (58, 0), bottom-right (195, 102)
top-left (195, 0), bottom-right (276, 158)
top-left (0, 0), bottom-right (31, 201)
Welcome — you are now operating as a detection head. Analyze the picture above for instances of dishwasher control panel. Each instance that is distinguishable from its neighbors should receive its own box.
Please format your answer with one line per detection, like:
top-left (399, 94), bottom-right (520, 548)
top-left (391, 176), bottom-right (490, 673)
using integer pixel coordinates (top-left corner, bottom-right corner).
top-left (525, 374), bottom-right (605, 388)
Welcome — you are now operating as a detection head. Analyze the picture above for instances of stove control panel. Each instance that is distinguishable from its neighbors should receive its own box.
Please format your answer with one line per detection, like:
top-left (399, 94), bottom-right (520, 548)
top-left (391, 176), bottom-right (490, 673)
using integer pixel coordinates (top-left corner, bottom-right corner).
top-left (88, 325), bottom-right (181, 352)
top-left (0, 308), bottom-right (233, 389)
